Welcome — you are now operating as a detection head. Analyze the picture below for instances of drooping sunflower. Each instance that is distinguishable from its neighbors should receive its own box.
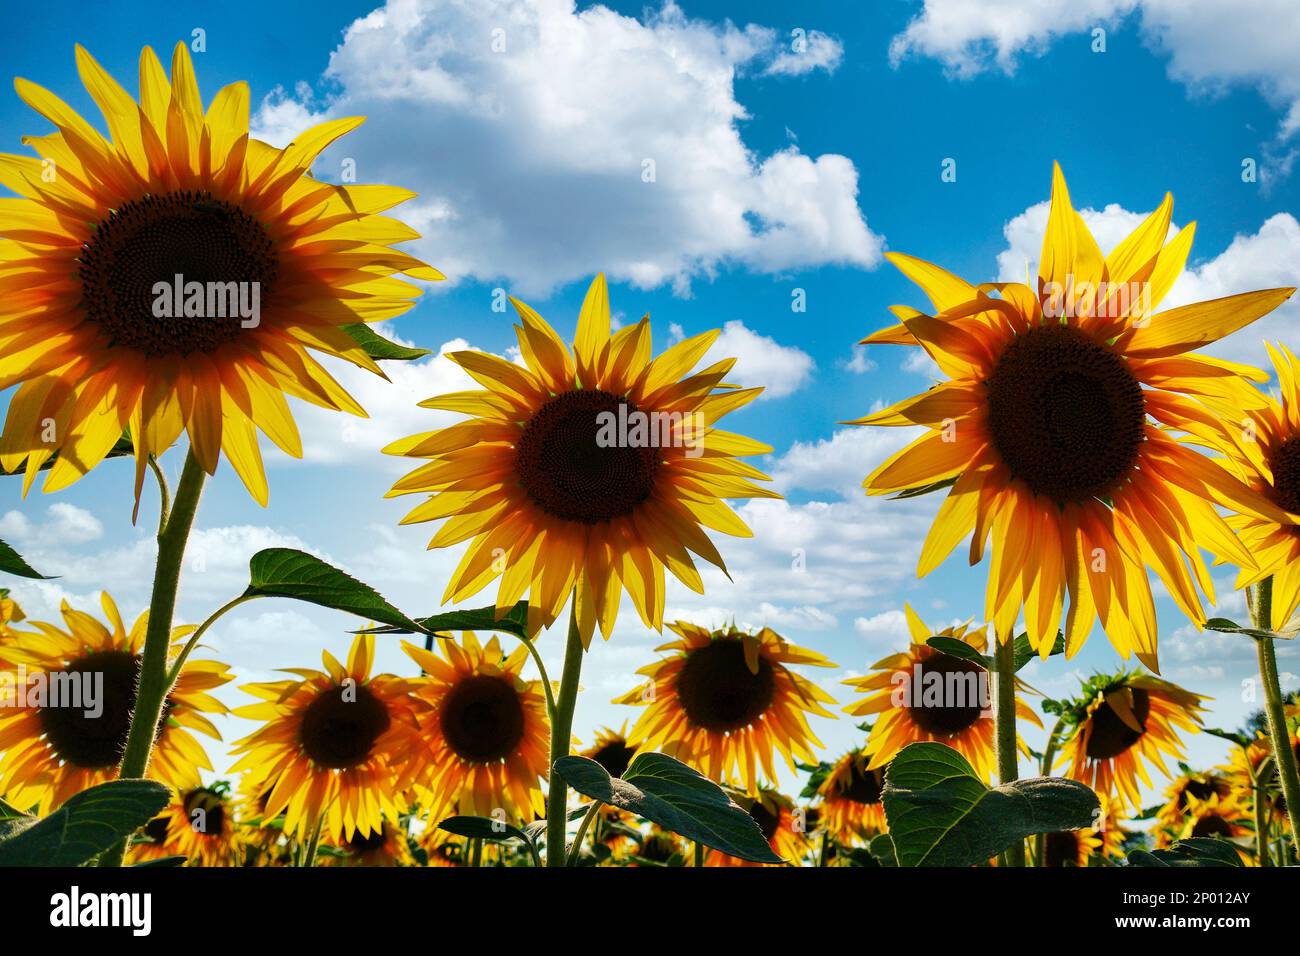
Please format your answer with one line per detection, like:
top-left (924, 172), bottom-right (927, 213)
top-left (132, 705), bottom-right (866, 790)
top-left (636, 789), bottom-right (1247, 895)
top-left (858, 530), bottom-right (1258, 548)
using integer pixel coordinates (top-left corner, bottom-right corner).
top-left (841, 605), bottom-right (1041, 780)
top-left (384, 273), bottom-right (778, 643)
top-left (0, 593), bottom-right (231, 812)
top-left (855, 164), bottom-right (1292, 670)
top-left (808, 748), bottom-right (888, 845)
top-left (1040, 795), bottom-right (1128, 867)
top-left (706, 789), bottom-right (810, 867)
top-left (130, 784), bottom-right (242, 867)
top-left (229, 633), bottom-right (425, 843)
top-left (1154, 769), bottom-right (1232, 840)
top-left (0, 44), bottom-right (439, 506)
top-left (403, 632), bottom-right (550, 823)
top-left (1059, 672), bottom-right (1205, 809)
top-left (614, 621), bottom-right (836, 794)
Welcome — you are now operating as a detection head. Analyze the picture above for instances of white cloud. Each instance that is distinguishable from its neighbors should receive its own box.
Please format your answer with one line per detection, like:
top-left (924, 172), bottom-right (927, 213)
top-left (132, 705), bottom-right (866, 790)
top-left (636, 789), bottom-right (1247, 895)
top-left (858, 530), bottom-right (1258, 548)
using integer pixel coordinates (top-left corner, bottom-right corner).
top-left (842, 344), bottom-right (877, 374)
top-left (765, 29), bottom-right (844, 77)
top-left (702, 320), bottom-right (814, 399)
top-left (0, 503), bottom-right (102, 547)
top-left (997, 199), bottom-right (1300, 366)
top-left (251, 0), bottom-right (882, 297)
top-left (771, 425), bottom-right (916, 498)
top-left (890, 1), bottom-right (1300, 158)
top-left (853, 608), bottom-right (909, 645)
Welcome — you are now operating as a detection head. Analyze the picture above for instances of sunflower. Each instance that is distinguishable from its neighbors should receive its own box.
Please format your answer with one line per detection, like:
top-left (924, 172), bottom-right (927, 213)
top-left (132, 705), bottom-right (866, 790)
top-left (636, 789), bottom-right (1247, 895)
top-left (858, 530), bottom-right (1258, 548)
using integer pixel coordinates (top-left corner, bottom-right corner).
top-left (855, 164), bottom-right (1292, 671)
top-left (130, 785), bottom-right (242, 867)
top-left (1161, 791), bottom-right (1254, 862)
top-left (384, 273), bottom-right (778, 643)
top-left (1154, 769), bottom-right (1232, 840)
top-left (403, 632), bottom-right (550, 823)
top-left (706, 789), bottom-right (810, 867)
top-left (1059, 673), bottom-right (1205, 809)
top-left (614, 621), bottom-right (836, 794)
top-left (324, 820), bottom-right (416, 867)
top-left (631, 825), bottom-right (686, 867)
top-left (579, 723), bottom-right (637, 780)
top-left (1040, 795), bottom-right (1127, 867)
top-left (841, 605), bottom-right (1041, 780)
top-left (0, 593), bottom-right (230, 812)
top-left (1200, 344), bottom-right (1300, 631)
top-left (809, 749), bottom-right (887, 845)
top-left (230, 633), bottom-right (425, 843)
top-left (1222, 721), bottom-right (1299, 832)
top-left (0, 44), bottom-right (439, 507)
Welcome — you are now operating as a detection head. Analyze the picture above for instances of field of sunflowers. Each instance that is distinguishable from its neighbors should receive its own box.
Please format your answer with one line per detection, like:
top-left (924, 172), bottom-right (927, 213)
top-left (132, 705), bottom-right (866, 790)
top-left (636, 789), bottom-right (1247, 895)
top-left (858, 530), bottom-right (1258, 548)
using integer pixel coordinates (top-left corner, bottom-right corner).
top-left (0, 5), bottom-right (1297, 937)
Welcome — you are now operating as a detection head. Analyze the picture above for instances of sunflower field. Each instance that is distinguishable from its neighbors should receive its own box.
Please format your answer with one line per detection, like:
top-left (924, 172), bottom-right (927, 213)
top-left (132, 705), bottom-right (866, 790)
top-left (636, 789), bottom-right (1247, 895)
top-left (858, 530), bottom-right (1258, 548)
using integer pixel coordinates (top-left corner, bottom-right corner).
top-left (0, 4), bottom-right (1297, 937)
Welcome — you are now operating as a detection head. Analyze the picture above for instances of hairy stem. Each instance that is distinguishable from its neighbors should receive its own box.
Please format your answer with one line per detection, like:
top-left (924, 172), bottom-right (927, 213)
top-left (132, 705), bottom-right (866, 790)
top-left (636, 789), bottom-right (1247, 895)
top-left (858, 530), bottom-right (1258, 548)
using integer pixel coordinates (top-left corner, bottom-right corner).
top-left (545, 603), bottom-right (585, 866)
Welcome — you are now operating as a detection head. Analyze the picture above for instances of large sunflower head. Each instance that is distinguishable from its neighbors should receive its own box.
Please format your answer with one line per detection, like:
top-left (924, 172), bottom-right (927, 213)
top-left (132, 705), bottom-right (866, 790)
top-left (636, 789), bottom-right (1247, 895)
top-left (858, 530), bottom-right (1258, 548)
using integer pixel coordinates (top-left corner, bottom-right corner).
top-left (403, 631), bottom-right (550, 823)
top-left (229, 633), bottom-right (425, 843)
top-left (0, 592), bottom-right (230, 812)
top-left (384, 273), bottom-right (779, 644)
top-left (807, 748), bottom-right (888, 845)
top-left (841, 605), bottom-right (1041, 780)
top-left (0, 44), bottom-right (439, 507)
top-left (130, 783), bottom-right (242, 867)
top-left (706, 789), bottom-right (810, 867)
top-left (614, 621), bottom-right (836, 794)
top-left (1059, 672), bottom-right (1206, 809)
top-left (855, 164), bottom-right (1293, 671)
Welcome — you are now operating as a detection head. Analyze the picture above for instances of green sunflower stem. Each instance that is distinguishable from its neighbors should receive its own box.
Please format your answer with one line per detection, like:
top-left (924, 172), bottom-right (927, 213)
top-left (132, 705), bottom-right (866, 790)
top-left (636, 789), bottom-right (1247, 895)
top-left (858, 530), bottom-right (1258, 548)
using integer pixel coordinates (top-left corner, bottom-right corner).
top-left (1249, 755), bottom-right (1271, 868)
top-left (545, 602), bottom-right (586, 867)
top-left (1033, 714), bottom-right (1068, 866)
top-left (100, 448), bottom-right (207, 868)
top-left (993, 634), bottom-right (1025, 867)
top-left (1250, 577), bottom-right (1300, 860)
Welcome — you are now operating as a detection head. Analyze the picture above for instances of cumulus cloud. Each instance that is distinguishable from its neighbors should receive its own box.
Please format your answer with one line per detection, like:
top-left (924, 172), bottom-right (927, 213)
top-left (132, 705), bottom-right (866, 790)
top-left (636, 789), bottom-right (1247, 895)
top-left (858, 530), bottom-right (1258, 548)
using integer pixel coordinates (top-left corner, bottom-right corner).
top-left (764, 29), bottom-right (844, 77)
top-left (674, 319), bottom-right (814, 399)
top-left (251, 0), bottom-right (882, 297)
top-left (997, 199), bottom-right (1300, 366)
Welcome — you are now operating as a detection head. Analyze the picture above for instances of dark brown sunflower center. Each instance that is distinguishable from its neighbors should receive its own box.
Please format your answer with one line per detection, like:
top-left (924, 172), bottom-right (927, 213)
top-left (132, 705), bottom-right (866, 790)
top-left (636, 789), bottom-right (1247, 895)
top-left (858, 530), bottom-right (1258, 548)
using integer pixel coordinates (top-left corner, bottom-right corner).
top-left (38, 649), bottom-right (171, 769)
top-left (638, 833), bottom-right (677, 863)
top-left (1179, 777), bottom-right (1222, 808)
top-left (514, 389), bottom-right (660, 524)
top-left (143, 815), bottom-right (170, 844)
top-left (748, 800), bottom-right (781, 843)
top-left (590, 739), bottom-right (636, 779)
top-left (347, 827), bottom-right (389, 854)
top-left (907, 654), bottom-right (987, 736)
top-left (1084, 688), bottom-right (1151, 760)
top-left (78, 191), bottom-right (277, 357)
top-left (676, 638), bottom-right (775, 734)
top-left (839, 761), bottom-right (885, 806)
top-left (986, 324), bottom-right (1145, 503)
top-left (1043, 830), bottom-right (1080, 867)
top-left (182, 788), bottom-right (227, 835)
top-left (1191, 814), bottom-right (1233, 838)
top-left (298, 683), bottom-right (390, 769)
top-left (1269, 436), bottom-right (1300, 515)
top-left (439, 675), bottom-right (526, 763)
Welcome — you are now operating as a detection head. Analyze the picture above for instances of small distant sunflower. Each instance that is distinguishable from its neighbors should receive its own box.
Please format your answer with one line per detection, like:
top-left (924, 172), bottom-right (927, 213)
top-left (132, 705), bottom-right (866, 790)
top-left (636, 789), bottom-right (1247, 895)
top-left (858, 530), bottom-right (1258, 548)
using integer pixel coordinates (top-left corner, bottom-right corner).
top-left (404, 632), bottom-right (550, 823)
top-left (1041, 795), bottom-right (1128, 867)
top-left (230, 633), bottom-right (425, 843)
top-left (384, 273), bottom-right (778, 644)
top-left (0, 593), bottom-right (230, 812)
top-left (810, 749), bottom-right (887, 844)
top-left (855, 164), bottom-right (1291, 670)
top-left (131, 785), bottom-right (241, 867)
top-left (1059, 673), bottom-right (1205, 809)
top-left (1154, 769), bottom-right (1232, 840)
top-left (1161, 792), bottom-right (1253, 862)
top-left (614, 621), bottom-right (836, 794)
top-left (324, 821), bottom-right (416, 867)
top-left (0, 44), bottom-right (439, 507)
top-left (632, 825), bottom-right (685, 867)
top-left (1222, 723), bottom-right (1299, 832)
top-left (706, 789), bottom-right (810, 867)
top-left (579, 723), bottom-right (637, 780)
top-left (841, 606), bottom-right (1041, 780)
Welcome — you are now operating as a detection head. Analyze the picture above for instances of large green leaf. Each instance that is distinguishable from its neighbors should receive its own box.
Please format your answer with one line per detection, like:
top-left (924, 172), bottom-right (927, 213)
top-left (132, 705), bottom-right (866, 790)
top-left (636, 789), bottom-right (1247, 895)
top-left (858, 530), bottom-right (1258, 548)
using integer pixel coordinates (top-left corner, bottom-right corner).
top-left (1126, 838), bottom-right (1244, 868)
top-left (343, 323), bottom-right (431, 362)
top-left (242, 548), bottom-right (421, 631)
top-left (554, 753), bottom-right (782, 864)
top-left (357, 602), bottom-right (530, 640)
top-left (0, 539), bottom-right (50, 580)
top-left (0, 779), bottom-right (171, 867)
top-left (882, 742), bottom-right (1099, 867)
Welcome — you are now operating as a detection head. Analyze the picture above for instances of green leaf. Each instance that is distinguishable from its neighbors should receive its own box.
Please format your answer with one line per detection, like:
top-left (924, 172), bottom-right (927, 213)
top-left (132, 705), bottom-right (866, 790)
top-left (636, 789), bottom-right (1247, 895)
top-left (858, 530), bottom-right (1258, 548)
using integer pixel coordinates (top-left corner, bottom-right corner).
top-left (554, 753), bottom-right (783, 864)
top-left (1012, 630), bottom-right (1065, 670)
top-left (0, 779), bottom-right (171, 867)
top-left (0, 796), bottom-right (29, 821)
top-left (868, 832), bottom-right (898, 867)
top-left (1202, 726), bottom-right (1253, 750)
top-left (1204, 617), bottom-right (1295, 641)
top-left (343, 323), bottom-right (431, 362)
top-left (1126, 838), bottom-right (1244, 868)
top-left (0, 539), bottom-right (51, 580)
top-left (926, 636), bottom-right (990, 668)
top-left (438, 815), bottom-right (536, 849)
top-left (890, 477), bottom-right (957, 500)
top-left (882, 742), bottom-right (1099, 867)
top-left (355, 602), bottom-right (531, 640)
top-left (243, 548), bottom-right (421, 631)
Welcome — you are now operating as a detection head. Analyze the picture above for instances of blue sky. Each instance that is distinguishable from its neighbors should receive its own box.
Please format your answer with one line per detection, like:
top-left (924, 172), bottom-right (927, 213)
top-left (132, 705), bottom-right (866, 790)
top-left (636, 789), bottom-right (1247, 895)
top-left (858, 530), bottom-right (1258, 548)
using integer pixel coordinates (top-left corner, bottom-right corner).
top-left (2, 0), bottom-right (1299, 808)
